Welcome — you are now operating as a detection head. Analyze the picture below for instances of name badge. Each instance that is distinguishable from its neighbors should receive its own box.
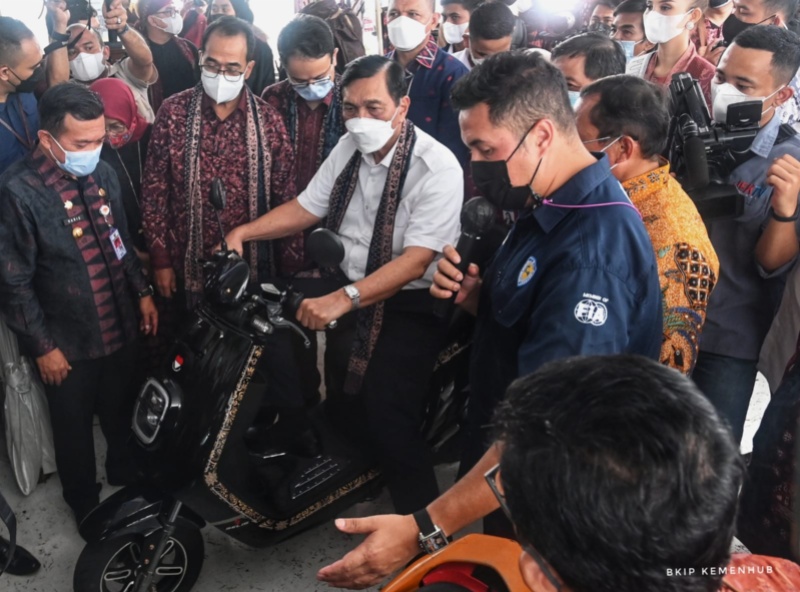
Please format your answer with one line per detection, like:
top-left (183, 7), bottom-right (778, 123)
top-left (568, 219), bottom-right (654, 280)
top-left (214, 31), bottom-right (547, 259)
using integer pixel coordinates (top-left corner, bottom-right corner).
top-left (109, 227), bottom-right (127, 261)
top-left (63, 214), bottom-right (85, 226)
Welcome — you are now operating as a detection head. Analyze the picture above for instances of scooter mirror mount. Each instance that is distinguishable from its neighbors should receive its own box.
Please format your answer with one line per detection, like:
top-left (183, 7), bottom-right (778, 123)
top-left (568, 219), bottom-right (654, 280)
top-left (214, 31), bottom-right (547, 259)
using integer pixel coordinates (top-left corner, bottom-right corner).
top-left (306, 229), bottom-right (345, 269)
top-left (210, 178), bottom-right (227, 212)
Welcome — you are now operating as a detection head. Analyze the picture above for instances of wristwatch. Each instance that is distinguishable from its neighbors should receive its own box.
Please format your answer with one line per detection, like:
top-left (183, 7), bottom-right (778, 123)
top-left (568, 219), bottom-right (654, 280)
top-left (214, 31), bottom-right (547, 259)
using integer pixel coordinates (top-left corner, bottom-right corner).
top-left (343, 284), bottom-right (360, 311)
top-left (413, 509), bottom-right (449, 554)
top-left (118, 24), bottom-right (131, 36)
top-left (137, 285), bottom-right (155, 299)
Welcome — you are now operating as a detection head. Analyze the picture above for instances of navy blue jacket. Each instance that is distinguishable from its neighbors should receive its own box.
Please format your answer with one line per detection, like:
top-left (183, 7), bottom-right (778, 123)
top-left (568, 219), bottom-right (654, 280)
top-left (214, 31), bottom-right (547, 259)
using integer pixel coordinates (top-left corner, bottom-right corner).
top-left (0, 92), bottom-right (39, 177)
top-left (463, 156), bottom-right (663, 468)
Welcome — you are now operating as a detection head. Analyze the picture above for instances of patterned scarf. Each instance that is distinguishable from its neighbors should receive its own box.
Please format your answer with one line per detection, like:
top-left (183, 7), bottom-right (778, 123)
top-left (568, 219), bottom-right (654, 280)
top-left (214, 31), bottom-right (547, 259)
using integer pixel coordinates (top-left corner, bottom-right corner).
top-left (286, 78), bottom-right (344, 169)
top-left (326, 120), bottom-right (417, 395)
top-left (182, 83), bottom-right (274, 309)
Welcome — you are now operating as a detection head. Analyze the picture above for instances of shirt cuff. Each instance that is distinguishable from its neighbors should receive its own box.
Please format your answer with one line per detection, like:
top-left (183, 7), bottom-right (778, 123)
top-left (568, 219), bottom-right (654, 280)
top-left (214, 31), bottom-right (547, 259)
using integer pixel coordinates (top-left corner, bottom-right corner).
top-left (297, 192), bottom-right (328, 219)
top-left (758, 254), bottom-right (798, 279)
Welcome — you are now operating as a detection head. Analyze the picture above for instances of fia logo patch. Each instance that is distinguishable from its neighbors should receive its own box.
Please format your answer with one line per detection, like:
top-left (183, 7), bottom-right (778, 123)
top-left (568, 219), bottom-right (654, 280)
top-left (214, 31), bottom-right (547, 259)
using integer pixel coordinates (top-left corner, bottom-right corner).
top-left (517, 256), bottom-right (537, 287)
top-left (574, 298), bottom-right (608, 326)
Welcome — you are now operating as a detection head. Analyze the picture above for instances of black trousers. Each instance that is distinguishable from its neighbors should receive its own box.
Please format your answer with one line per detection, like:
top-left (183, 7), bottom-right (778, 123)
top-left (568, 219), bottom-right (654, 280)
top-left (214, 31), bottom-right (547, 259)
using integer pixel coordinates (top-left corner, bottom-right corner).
top-left (44, 345), bottom-right (137, 517)
top-left (325, 289), bottom-right (446, 514)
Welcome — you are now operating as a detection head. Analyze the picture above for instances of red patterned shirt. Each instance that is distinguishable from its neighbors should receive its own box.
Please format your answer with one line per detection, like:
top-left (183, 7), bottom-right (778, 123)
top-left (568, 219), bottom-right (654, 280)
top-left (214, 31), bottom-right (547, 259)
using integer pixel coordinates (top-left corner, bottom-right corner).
top-left (141, 88), bottom-right (296, 279)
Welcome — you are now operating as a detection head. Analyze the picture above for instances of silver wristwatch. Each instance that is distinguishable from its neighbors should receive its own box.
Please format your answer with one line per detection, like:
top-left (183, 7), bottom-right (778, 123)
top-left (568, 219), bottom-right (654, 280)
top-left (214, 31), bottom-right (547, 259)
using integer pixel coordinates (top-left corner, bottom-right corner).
top-left (343, 284), bottom-right (360, 310)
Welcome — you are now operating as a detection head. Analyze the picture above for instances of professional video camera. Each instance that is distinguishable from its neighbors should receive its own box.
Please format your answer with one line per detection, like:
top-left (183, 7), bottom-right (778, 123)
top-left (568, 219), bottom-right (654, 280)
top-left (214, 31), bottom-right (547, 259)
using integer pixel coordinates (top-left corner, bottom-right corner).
top-left (522, 0), bottom-right (585, 49)
top-left (667, 72), bottom-right (762, 220)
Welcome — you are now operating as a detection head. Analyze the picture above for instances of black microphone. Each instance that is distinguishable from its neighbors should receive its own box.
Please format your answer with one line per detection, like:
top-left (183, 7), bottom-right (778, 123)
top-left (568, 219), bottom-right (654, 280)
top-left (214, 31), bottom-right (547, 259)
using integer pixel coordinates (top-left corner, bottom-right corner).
top-left (434, 196), bottom-right (497, 319)
top-left (680, 115), bottom-right (710, 190)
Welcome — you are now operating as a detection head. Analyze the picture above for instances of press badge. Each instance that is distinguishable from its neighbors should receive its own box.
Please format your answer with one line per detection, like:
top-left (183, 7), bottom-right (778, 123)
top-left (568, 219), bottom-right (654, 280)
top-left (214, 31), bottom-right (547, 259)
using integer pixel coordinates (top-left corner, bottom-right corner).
top-left (110, 227), bottom-right (127, 260)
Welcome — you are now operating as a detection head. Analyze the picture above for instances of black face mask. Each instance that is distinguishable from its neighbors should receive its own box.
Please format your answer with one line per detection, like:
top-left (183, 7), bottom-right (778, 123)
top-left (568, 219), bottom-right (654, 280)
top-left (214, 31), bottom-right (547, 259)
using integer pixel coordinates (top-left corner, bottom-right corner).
top-left (207, 13), bottom-right (224, 24)
top-left (470, 122), bottom-right (544, 211)
top-left (722, 13), bottom-right (775, 43)
top-left (708, 0), bottom-right (731, 8)
top-left (8, 65), bottom-right (45, 94)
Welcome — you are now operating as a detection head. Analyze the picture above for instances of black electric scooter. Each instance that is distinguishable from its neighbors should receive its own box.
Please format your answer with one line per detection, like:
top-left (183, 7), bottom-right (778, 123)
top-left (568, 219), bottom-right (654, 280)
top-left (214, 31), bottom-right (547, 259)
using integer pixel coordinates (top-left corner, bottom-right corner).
top-left (72, 181), bottom-right (474, 592)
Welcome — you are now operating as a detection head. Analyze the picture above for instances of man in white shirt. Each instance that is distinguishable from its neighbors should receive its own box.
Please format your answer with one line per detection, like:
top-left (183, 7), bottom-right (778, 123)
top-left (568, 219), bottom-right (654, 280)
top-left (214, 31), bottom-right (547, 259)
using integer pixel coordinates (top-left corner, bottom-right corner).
top-left (226, 55), bottom-right (463, 513)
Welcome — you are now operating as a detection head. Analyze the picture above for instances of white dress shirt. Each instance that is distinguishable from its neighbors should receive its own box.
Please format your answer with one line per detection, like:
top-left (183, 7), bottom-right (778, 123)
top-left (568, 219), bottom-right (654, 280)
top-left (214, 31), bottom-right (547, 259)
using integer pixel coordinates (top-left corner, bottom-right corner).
top-left (452, 49), bottom-right (474, 70)
top-left (298, 127), bottom-right (463, 290)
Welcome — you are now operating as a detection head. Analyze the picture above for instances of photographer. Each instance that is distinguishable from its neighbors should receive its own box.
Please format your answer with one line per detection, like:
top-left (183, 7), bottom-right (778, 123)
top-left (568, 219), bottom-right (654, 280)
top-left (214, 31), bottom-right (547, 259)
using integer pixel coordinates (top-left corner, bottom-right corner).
top-left (692, 25), bottom-right (800, 445)
top-left (576, 75), bottom-right (719, 374)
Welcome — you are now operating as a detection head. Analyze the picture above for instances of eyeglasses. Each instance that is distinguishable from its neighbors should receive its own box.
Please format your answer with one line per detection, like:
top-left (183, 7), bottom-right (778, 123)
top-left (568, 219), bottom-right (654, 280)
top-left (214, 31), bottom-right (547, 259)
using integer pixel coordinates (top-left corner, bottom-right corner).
top-left (154, 8), bottom-right (179, 18)
top-left (484, 464), bottom-right (563, 591)
top-left (201, 63), bottom-right (245, 82)
top-left (105, 122), bottom-right (128, 136)
top-left (289, 75), bottom-right (333, 89)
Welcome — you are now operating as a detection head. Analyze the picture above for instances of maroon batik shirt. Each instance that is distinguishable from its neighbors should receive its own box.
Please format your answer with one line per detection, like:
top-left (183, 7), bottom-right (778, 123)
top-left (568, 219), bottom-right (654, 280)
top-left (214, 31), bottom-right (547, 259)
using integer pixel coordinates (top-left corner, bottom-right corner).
top-left (141, 89), bottom-right (296, 278)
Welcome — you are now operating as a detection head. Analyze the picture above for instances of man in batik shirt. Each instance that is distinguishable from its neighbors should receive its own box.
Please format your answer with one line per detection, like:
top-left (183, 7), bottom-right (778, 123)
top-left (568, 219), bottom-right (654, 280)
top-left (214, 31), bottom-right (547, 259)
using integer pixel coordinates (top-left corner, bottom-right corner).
top-left (577, 75), bottom-right (719, 374)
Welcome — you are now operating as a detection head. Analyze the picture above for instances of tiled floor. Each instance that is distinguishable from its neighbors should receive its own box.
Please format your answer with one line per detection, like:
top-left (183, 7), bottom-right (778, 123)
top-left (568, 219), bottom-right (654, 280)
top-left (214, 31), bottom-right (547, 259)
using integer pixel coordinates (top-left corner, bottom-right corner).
top-left (0, 374), bottom-right (772, 591)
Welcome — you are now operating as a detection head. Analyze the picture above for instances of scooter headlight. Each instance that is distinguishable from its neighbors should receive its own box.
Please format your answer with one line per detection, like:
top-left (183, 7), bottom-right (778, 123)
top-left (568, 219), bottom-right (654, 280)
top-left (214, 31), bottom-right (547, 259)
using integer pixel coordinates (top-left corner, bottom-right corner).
top-left (133, 379), bottom-right (170, 445)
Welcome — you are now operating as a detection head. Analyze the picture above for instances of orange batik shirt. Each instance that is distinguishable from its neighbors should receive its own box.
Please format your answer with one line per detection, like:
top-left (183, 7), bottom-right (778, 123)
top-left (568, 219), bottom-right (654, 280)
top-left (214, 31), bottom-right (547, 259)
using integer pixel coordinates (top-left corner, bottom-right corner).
top-left (623, 162), bottom-right (720, 374)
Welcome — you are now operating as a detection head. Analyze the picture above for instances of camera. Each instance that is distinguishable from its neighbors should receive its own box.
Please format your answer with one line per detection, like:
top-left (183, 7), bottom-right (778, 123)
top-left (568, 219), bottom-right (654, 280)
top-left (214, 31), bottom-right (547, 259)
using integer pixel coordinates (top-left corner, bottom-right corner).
top-left (667, 72), bottom-right (761, 220)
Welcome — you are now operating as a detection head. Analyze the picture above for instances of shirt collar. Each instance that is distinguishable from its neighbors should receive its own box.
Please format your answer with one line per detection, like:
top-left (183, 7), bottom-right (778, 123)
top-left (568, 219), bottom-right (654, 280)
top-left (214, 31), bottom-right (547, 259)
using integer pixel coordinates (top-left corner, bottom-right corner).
top-left (388, 36), bottom-right (439, 71)
top-left (531, 154), bottom-right (621, 233)
top-left (201, 87), bottom-right (249, 117)
top-left (621, 160), bottom-right (670, 206)
top-left (33, 145), bottom-right (71, 189)
top-left (750, 112), bottom-right (782, 158)
top-left (361, 139), bottom-right (400, 168)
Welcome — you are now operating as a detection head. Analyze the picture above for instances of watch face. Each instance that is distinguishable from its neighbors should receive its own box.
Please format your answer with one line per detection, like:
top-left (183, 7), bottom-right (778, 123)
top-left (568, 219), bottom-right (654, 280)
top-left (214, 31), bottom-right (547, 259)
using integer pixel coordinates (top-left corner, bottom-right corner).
top-left (345, 286), bottom-right (358, 299)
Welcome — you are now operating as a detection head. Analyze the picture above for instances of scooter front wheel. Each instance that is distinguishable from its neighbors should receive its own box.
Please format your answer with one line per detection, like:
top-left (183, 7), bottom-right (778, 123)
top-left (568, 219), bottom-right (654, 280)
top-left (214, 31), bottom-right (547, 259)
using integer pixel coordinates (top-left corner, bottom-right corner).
top-left (72, 517), bottom-right (204, 592)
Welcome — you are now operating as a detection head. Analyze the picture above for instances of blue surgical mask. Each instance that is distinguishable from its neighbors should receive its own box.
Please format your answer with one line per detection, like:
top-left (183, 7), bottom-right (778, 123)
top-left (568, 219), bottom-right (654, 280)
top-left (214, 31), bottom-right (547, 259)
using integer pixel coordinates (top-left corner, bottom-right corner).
top-left (568, 90), bottom-right (581, 109)
top-left (618, 39), bottom-right (642, 61)
top-left (48, 134), bottom-right (102, 178)
top-left (293, 77), bottom-right (335, 102)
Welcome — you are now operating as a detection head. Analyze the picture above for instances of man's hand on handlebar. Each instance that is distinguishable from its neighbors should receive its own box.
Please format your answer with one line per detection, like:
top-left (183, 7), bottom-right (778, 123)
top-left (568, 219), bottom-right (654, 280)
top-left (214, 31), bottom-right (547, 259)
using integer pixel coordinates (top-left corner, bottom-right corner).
top-left (296, 289), bottom-right (351, 331)
top-left (223, 228), bottom-right (245, 256)
top-left (431, 245), bottom-right (481, 308)
top-left (316, 514), bottom-right (420, 589)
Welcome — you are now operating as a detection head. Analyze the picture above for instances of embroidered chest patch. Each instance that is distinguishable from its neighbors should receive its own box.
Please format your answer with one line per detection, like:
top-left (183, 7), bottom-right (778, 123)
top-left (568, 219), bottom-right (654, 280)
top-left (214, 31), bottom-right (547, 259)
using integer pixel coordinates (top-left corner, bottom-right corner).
top-left (517, 256), bottom-right (537, 287)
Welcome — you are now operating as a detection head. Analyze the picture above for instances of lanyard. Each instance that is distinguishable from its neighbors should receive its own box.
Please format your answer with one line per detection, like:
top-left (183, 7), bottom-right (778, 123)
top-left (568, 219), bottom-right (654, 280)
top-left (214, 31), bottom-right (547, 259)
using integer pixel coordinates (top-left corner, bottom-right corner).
top-left (0, 95), bottom-right (34, 150)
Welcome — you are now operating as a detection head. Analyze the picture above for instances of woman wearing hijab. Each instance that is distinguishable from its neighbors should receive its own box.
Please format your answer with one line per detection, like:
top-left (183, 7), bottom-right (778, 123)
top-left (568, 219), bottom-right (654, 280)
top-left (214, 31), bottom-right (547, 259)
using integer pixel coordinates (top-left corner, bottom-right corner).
top-left (91, 77), bottom-right (151, 255)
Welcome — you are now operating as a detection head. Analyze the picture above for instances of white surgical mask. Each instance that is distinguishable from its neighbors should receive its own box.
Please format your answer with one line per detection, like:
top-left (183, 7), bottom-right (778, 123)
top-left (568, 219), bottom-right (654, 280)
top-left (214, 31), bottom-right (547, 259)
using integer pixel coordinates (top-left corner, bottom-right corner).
top-left (470, 50), bottom-right (486, 67)
top-left (345, 108), bottom-right (400, 154)
top-left (201, 69), bottom-right (245, 104)
top-left (643, 10), bottom-right (692, 44)
top-left (70, 51), bottom-right (106, 82)
top-left (388, 16), bottom-right (429, 52)
top-left (156, 12), bottom-right (184, 35)
top-left (443, 21), bottom-right (469, 45)
top-left (711, 81), bottom-right (784, 124)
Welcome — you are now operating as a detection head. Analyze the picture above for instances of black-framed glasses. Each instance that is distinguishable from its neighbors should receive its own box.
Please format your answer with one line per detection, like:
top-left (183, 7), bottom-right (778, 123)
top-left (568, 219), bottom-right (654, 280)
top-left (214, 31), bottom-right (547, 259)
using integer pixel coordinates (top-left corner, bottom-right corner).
top-left (201, 63), bottom-right (245, 82)
top-left (484, 464), bottom-right (563, 591)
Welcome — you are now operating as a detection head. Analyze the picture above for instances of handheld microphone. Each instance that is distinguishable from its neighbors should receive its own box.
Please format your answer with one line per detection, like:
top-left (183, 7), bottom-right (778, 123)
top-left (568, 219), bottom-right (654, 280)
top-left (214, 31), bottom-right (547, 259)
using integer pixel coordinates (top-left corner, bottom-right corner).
top-left (433, 196), bottom-right (497, 319)
top-left (105, 0), bottom-right (119, 45)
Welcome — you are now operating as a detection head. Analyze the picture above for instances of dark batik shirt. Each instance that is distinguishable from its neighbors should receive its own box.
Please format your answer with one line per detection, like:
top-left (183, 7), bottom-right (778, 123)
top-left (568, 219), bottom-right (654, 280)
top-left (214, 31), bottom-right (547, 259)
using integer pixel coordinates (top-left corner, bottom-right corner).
top-left (141, 88), bottom-right (296, 276)
top-left (0, 147), bottom-right (148, 361)
top-left (262, 79), bottom-right (345, 276)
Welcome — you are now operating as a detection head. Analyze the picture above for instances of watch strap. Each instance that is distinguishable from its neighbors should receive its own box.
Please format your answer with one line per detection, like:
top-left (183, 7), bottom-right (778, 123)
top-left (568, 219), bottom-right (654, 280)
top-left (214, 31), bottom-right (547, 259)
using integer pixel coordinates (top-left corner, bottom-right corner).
top-left (413, 508), bottom-right (435, 535)
top-left (413, 508), bottom-right (449, 554)
top-left (771, 205), bottom-right (799, 222)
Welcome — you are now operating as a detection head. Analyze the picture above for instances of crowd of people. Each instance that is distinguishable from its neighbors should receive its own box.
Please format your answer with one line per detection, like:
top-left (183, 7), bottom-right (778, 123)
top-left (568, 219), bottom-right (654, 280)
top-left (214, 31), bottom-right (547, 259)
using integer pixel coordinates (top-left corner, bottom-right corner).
top-left (1, 0), bottom-right (800, 589)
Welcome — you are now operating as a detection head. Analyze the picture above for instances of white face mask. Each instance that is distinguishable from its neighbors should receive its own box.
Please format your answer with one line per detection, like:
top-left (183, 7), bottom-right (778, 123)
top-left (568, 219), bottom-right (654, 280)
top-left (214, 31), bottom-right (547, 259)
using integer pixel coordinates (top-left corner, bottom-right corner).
top-left (711, 81), bottom-right (784, 124)
top-left (155, 12), bottom-right (184, 35)
top-left (443, 21), bottom-right (469, 45)
top-left (388, 16), bottom-right (429, 52)
top-left (345, 108), bottom-right (400, 154)
top-left (70, 51), bottom-right (106, 82)
top-left (201, 69), bottom-right (245, 104)
top-left (470, 49), bottom-right (485, 66)
top-left (643, 10), bottom-right (692, 44)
